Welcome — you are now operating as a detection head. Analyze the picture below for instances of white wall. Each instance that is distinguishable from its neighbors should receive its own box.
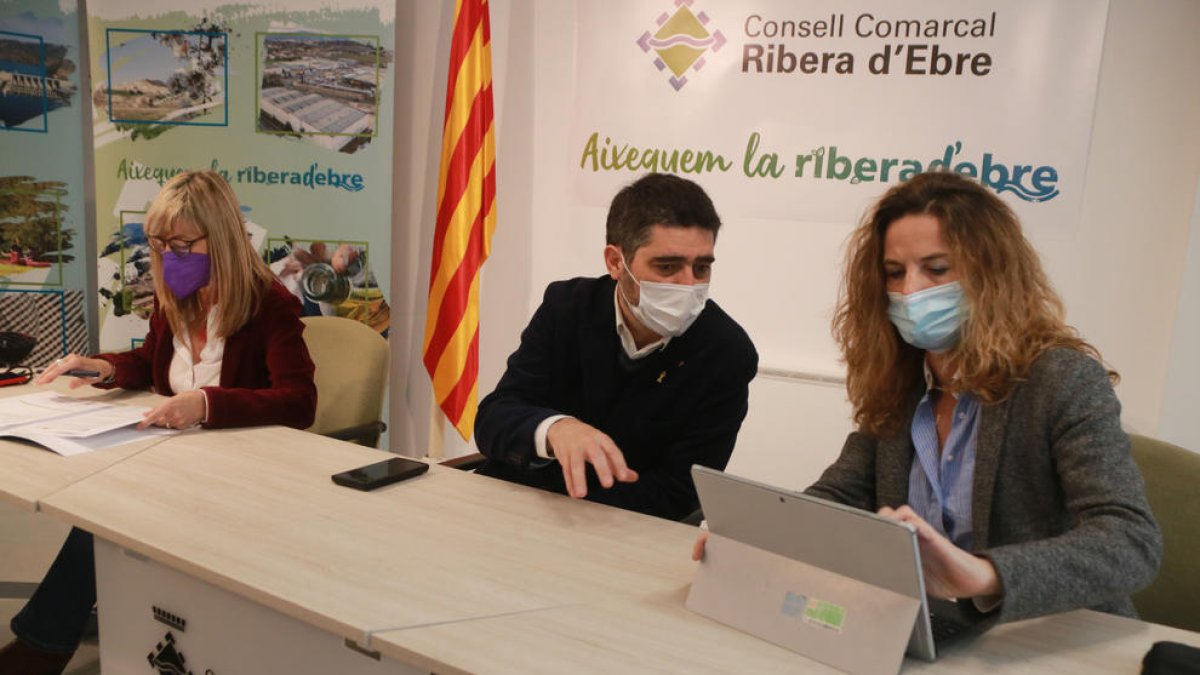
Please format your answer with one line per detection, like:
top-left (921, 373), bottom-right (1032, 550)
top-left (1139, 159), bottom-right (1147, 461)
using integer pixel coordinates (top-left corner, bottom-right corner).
top-left (728, 375), bottom-right (853, 488)
top-left (387, 0), bottom-right (440, 457)
top-left (390, 0), bottom-right (1200, 472)
top-left (1047, 0), bottom-right (1200, 443)
top-left (1159, 178), bottom-right (1200, 451)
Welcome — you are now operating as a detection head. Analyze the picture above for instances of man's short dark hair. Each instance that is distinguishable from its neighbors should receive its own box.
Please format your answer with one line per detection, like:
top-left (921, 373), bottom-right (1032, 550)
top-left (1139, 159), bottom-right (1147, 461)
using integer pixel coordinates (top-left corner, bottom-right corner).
top-left (605, 173), bottom-right (721, 257)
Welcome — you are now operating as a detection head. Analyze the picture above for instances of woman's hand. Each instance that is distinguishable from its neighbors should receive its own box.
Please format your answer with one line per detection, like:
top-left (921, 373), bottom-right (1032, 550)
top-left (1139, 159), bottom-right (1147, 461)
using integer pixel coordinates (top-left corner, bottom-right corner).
top-left (138, 391), bottom-right (207, 430)
top-left (877, 505), bottom-right (1003, 601)
top-left (34, 354), bottom-right (114, 389)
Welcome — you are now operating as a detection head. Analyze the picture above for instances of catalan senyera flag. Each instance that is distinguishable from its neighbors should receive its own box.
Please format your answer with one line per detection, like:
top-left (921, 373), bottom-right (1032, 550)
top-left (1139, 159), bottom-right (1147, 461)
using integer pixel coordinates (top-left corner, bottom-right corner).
top-left (422, 0), bottom-right (496, 441)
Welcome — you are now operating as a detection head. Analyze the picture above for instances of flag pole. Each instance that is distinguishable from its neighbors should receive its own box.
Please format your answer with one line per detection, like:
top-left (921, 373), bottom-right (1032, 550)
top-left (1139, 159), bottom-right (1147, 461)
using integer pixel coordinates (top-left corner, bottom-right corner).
top-left (427, 398), bottom-right (445, 460)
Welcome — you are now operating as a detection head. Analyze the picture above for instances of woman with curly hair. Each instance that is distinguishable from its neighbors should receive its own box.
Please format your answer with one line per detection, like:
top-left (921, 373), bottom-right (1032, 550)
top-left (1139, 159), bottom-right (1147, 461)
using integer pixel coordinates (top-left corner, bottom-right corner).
top-left (697, 171), bottom-right (1160, 623)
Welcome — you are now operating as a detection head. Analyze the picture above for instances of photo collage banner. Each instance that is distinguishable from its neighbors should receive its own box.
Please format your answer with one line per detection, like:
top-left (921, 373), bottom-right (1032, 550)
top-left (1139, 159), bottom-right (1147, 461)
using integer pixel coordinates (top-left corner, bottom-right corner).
top-left (86, 0), bottom-right (395, 351)
top-left (0, 0), bottom-right (89, 371)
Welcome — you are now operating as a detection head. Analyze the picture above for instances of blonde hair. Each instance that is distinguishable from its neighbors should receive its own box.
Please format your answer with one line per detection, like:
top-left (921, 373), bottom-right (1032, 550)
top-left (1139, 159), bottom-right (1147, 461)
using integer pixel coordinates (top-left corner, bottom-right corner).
top-left (144, 170), bottom-right (275, 339)
top-left (832, 171), bottom-right (1113, 437)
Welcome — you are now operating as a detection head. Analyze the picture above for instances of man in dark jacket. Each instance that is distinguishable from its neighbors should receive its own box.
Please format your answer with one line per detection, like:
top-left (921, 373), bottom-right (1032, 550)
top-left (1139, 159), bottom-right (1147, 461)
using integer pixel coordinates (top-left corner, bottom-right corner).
top-left (475, 173), bottom-right (758, 521)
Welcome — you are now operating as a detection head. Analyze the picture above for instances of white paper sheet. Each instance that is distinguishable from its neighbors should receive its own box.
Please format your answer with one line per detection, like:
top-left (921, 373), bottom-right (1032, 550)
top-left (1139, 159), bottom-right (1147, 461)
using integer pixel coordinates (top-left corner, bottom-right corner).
top-left (0, 391), bottom-right (158, 456)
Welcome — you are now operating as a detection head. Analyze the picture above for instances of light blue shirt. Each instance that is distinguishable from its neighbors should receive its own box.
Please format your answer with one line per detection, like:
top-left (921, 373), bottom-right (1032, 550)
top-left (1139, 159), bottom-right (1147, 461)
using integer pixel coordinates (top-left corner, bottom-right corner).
top-left (907, 369), bottom-right (982, 551)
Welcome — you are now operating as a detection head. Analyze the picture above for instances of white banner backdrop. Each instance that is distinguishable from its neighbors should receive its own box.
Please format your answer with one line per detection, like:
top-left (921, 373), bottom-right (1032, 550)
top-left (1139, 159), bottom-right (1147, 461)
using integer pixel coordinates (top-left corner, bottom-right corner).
top-left (569, 0), bottom-right (1109, 234)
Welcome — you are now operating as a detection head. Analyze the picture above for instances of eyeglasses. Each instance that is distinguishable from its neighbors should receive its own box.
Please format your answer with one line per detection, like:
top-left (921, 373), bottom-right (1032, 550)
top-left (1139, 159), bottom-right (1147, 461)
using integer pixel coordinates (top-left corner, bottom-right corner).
top-left (148, 235), bottom-right (206, 258)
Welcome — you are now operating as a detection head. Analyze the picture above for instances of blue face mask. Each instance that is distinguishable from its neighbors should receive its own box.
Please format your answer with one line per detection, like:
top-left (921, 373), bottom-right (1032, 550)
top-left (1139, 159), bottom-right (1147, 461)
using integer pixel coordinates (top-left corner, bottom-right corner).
top-left (887, 281), bottom-right (965, 353)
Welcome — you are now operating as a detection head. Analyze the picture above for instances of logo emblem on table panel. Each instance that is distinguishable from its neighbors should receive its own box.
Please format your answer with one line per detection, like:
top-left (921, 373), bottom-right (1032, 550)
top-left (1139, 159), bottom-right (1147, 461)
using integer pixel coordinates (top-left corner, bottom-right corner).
top-left (638, 0), bottom-right (726, 91)
top-left (148, 630), bottom-right (213, 675)
top-left (148, 632), bottom-right (192, 675)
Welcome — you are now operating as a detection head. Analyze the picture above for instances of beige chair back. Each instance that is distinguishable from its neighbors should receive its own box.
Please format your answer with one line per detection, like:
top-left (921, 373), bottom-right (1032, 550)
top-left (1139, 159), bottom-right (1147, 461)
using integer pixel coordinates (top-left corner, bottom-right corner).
top-left (1129, 433), bottom-right (1200, 632)
top-left (301, 316), bottom-right (389, 443)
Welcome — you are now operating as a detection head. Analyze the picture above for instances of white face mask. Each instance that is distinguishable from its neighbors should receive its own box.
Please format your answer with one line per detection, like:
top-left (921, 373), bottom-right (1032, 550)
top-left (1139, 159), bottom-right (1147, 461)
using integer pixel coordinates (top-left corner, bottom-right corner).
top-left (619, 254), bottom-right (709, 338)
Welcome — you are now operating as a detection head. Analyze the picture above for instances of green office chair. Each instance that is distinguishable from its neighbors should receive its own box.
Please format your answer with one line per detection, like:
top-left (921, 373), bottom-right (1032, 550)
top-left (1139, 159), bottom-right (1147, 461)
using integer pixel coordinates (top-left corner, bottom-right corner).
top-left (301, 316), bottom-right (388, 447)
top-left (1129, 433), bottom-right (1200, 632)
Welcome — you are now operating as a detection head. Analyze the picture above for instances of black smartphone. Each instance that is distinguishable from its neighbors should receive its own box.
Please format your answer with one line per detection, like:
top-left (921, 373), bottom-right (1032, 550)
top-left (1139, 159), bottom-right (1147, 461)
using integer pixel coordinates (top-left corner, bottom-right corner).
top-left (331, 457), bottom-right (429, 491)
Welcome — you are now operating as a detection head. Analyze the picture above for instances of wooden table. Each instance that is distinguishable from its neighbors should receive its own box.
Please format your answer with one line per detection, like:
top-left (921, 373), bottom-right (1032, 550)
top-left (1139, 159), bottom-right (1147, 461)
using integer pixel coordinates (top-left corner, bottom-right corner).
top-left (911, 609), bottom-right (1200, 674)
top-left (373, 588), bottom-right (1200, 674)
top-left (374, 586), bottom-right (816, 674)
top-left (0, 383), bottom-right (163, 511)
top-left (36, 424), bottom-right (713, 672)
top-left (14, 417), bottom-right (1200, 673)
top-left (39, 426), bottom-right (699, 634)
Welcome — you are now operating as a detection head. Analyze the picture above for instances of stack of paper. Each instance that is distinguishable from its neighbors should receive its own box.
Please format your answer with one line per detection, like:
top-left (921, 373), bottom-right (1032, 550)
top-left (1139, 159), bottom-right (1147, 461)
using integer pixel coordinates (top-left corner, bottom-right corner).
top-left (0, 391), bottom-right (167, 457)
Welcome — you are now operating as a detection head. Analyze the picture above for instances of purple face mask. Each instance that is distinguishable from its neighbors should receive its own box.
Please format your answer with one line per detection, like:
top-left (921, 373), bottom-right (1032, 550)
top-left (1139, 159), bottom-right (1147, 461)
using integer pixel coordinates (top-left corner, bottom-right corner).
top-left (161, 252), bottom-right (211, 299)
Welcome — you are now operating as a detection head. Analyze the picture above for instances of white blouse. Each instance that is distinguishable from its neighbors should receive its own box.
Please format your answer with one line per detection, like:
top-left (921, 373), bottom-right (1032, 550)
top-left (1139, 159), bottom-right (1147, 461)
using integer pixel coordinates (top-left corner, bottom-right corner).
top-left (168, 307), bottom-right (225, 394)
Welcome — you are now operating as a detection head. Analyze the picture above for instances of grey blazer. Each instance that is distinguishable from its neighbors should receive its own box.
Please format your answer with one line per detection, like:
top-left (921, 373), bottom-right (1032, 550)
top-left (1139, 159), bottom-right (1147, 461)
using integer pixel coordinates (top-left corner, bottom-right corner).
top-left (807, 348), bottom-right (1163, 622)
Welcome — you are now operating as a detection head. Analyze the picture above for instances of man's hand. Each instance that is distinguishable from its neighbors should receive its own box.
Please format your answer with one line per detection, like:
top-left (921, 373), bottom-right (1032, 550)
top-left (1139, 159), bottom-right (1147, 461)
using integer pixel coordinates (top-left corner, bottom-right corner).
top-left (691, 531), bottom-right (709, 561)
top-left (138, 391), bottom-right (206, 430)
top-left (546, 418), bottom-right (639, 499)
top-left (877, 505), bottom-right (1003, 601)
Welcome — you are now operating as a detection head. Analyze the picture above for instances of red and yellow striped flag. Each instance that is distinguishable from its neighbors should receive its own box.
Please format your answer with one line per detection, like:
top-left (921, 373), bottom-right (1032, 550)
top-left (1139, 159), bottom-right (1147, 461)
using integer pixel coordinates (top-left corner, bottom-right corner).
top-left (423, 0), bottom-right (497, 440)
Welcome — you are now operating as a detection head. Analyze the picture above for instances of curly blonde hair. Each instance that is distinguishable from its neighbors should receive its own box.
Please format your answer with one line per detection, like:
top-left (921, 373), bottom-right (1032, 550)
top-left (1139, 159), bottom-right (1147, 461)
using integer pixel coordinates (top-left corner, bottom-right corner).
top-left (144, 170), bottom-right (276, 339)
top-left (832, 171), bottom-right (1112, 437)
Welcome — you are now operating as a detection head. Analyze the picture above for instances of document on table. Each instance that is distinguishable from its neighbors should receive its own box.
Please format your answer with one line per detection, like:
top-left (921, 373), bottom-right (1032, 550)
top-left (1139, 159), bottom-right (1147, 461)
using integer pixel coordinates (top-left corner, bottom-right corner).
top-left (0, 391), bottom-right (169, 457)
top-left (0, 391), bottom-right (101, 429)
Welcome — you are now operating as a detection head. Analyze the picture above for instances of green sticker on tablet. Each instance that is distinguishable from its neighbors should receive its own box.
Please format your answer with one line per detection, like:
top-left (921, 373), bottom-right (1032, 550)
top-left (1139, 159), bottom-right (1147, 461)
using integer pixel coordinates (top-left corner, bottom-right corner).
top-left (803, 598), bottom-right (846, 633)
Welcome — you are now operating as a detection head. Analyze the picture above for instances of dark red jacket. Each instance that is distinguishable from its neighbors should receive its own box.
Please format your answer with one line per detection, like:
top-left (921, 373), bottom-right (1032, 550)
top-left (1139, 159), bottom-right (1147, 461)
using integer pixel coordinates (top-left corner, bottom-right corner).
top-left (95, 282), bottom-right (316, 429)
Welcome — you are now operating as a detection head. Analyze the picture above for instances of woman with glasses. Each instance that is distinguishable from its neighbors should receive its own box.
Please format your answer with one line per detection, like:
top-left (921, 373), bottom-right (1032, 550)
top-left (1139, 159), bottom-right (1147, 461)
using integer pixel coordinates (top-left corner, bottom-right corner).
top-left (2, 170), bottom-right (316, 674)
top-left (694, 171), bottom-right (1161, 624)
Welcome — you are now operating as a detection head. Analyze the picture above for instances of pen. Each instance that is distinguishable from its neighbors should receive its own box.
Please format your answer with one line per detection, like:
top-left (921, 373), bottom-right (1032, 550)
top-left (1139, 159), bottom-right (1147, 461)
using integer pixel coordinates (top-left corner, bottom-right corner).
top-left (64, 369), bottom-right (101, 378)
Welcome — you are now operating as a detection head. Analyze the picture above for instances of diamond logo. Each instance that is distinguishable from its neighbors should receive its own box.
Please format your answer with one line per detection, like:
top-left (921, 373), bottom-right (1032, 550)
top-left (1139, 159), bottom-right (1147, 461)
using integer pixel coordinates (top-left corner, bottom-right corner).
top-left (637, 0), bottom-right (726, 91)
top-left (147, 632), bottom-right (193, 675)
